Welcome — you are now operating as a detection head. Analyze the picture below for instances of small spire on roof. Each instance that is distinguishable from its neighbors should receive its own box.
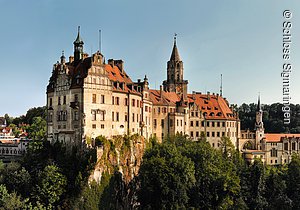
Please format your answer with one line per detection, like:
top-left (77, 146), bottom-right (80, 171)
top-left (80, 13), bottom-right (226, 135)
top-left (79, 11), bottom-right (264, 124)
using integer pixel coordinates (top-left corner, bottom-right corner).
top-left (170, 33), bottom-right (181, 61)
top-left (60, 50), bottom-right (66, 63)
top-left (74, 26), bottom-right (84, 45)
top-left (257, 92), bottom-right (262, 111)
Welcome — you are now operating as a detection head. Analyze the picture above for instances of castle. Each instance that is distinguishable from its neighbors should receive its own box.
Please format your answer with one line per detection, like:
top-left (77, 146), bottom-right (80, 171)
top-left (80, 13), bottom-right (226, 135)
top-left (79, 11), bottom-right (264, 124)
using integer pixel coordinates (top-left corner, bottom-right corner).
top-left (240, 96), bottom-right (300, 164)
top-left (46, 28), bottom-right (240, 149)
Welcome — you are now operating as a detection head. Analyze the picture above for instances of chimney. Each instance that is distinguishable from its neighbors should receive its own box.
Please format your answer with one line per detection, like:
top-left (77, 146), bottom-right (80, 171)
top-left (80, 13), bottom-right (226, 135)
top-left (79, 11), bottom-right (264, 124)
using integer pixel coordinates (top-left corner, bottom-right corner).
top-left (82, 53), bottom-right (89, 59)
top-left (207, 91), bottom-right (210, 100)
top-left (108, 59), bottom-right (114, 67)
top-left (114, 60), bottom-right (124, 73)
top-left (192, 91), bottom-right (196, 100)
top-left (160, 85), bottom-right (163, 98)
top-left (69, 56), bottom-right (74, 63)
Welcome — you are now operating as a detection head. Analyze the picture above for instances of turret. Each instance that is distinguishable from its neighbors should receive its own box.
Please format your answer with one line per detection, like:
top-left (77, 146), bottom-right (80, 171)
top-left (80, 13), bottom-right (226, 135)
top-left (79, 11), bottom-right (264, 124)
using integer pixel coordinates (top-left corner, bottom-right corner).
top-left (73, 26), bottom-right (84, 62)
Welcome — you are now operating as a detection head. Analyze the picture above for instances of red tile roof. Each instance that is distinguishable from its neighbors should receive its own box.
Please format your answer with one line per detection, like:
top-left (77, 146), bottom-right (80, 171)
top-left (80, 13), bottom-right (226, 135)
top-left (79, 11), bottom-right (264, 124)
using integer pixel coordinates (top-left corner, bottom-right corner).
top-left (104, 64), bottom-right (133, 84)
top-left (149, 90), bottom-right (180, 106)
top-left (187, 93), bottom-right (236, 120)
top-left (265, 133), bottom-right (300, 142)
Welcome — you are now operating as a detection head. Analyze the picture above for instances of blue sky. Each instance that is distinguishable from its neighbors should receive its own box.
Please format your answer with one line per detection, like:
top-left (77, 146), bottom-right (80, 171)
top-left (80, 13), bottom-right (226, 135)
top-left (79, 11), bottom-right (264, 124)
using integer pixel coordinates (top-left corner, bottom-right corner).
top-left (0, 0), bottom-right (299, 116)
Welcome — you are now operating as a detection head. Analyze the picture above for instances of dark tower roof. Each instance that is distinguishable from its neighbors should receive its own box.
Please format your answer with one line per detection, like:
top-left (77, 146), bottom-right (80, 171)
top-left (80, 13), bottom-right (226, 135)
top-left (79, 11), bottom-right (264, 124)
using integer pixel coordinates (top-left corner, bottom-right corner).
top-left (170, 35), bottom-right (181, 61)
top-left (73, 26), bottom-right (84, 45)
top-left (257, 94), bottom-right (262, 111)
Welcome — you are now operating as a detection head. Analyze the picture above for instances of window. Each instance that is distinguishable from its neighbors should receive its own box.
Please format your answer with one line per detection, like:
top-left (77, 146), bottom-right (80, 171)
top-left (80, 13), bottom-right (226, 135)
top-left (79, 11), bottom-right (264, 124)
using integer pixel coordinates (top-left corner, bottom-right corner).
top-left (191, 112), bottom-right (194, 117)
top-left (74, 111), bottom-right (79, 121)
top-left (284, 143), bottom-right (288, 150)
top-left (92, 124), bottom-right (96, 129)
top-left (207, 122), bottom-right (210, 127)
top-left (132, 99), bottom-right (135, 107)
top-left (101, 124), bottom-right (105, 129)
top-left (112, 96), bottom-right (114, 105)
top-left (191, 131), bottom-right (194, 137)
top-left (75, 94), bottom-right (78, 102)
top-left (217, 132), bottom-right (220, 137)
top-left (222, 122), bottom-right (225, 127)
top-left (207, 132), bottom-right (210, 137)
top-left (92, 94), bottom-right (97, 103)
top-left (101, 95), bottom-right (105, 104)
top-left (161, 119), bottom-right (164, 128)
top-left (116, 112), bottom-right (119, 121)
top-left (196, 131), bottom-right (199, 137)
top-left (196, 121), bottom-right (199, 127)
top-left (49, 112), bottom-right (53, 122)
top-left (63, 96), bottom-right (66, 105)
top-left (49, 98), bottom-right (52, 107)
top-left (217, 122), bottom-right (220, 127)
top-left (58, 96), bottom-right (61, 105)
top-left (180, 120), bottom-right (183, 126)
top-left (112, 112), bottom-right (114, 121)
top-left (154, 119), bottom-right (157, 128)
top-left (124, 98), bottom-right (128, 106)
top-left (125, 113), bottom-right (128, 122)
top-left (145, 106), bottom-right (148, 112)
top-left (92, 110), bottom-right (96, 121)
top-left (201, 121), bottom-right (205, 127)
top-left (170, 119), bottom-right (173, 127)
top-left (195, 112), bottom-right (198, 117)
top-left (177, 119), bottom-right (179, 126)
top-left (99, 111), bottom-right (105, 121)
top-left (271, 148), bottom-right (278, 157)
top-left (190, 121), bottom-right (194, 127)
top-left (116, 97), bottom-right (120, 105)
top-left (137, 100), bottom-right (139, 107)
top-left (212, 122), bottom-right (215, 127)
top-left (212, 132), bottom-right (215, 137)
top-left (222, 132), bottom-right (225, 136)
top-left (292, 142), bottom-right (296, 150)
top-left (132, 113), bottom-right (135, 122)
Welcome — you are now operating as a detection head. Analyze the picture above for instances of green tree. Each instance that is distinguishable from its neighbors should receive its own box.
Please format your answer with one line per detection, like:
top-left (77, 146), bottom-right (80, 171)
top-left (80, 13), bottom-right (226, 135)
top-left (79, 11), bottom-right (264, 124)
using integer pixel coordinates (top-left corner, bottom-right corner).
top-left (265, 167), bottom-right (292, 210)
top-left (244, 159), bottom-right (267, 209)
top-left (33, 164), bottom-right (67, 206)
top-left (0, 184), bottom-right (25, 210)
top-left (287, 154), bottom-right (300, 209)
top-left (28, 117), bottom-right (46, 140)
top-left (138, 142), bottom-right (196, 209)
top-left (184, 140), bottom-right (240, 209)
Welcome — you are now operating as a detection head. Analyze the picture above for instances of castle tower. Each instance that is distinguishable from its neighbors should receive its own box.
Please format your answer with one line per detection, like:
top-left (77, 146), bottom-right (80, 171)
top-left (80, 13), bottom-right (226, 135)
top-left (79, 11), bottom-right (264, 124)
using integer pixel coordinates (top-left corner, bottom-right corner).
top-left (73, 26), bottom-right (84, 61)
top-left (163, 35), bottom-right (188, 98)
top-left (255, 94), bottom-right (264, 149)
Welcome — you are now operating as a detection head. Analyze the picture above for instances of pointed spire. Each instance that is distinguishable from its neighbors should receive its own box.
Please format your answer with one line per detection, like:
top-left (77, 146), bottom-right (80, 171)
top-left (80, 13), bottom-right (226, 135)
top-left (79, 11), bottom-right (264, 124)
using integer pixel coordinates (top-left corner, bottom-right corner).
top-left (74, 26), bottom-right (84, 45)
top-left (257, 93), bottom-right (262, 111)
top-left (170, 33), bottom-right (181, 61)
top-left (60, 50), bottom-right (66, 63)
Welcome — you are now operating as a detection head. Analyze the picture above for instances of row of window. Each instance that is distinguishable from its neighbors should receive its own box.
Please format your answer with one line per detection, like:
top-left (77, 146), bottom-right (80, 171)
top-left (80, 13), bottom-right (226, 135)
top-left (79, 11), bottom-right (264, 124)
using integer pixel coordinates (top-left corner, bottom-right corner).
top-left (153, 107), bottom-right (176, 114)
top-left (0, 148), bottom-right (24, 155)
top-left (153, 118), bottom-right (185, 129)
top-left (190, 121), bottom-right (227, 128)
top-left (190, 131), bottom-right (226, 138)
top-left (284, 142), bottom-right (300, 151)
top-left (49, 94), bottom-right (79, 107)
top-left (92, 124), bottom-right (105, 129)
top-left (111, 112), bottom-right (151, 125)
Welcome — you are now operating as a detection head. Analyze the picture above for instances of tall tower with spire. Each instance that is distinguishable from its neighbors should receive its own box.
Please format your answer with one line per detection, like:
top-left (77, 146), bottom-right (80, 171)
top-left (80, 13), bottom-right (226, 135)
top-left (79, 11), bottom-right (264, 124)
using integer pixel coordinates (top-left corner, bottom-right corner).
top-left (255, 94), bottom-right (264, 149)
top-left (73, 26), bottom-right (84, 61)
top-left (163, 35), bottom-right (188, 98)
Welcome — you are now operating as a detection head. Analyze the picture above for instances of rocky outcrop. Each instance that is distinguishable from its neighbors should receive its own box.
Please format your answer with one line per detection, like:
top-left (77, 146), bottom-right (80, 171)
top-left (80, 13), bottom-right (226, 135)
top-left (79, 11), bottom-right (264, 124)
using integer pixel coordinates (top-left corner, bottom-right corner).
top-left (89, 134), bottom-right (146, 184)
